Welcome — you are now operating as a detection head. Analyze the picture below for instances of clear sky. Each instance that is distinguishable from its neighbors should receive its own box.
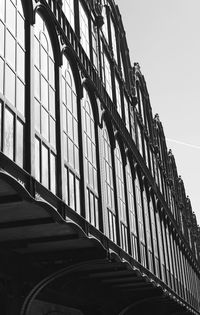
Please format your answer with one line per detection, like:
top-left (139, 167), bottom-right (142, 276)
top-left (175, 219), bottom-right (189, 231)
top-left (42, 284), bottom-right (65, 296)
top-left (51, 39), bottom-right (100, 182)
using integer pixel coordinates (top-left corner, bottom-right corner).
top-left (115, 0), bottom-right (200, 225)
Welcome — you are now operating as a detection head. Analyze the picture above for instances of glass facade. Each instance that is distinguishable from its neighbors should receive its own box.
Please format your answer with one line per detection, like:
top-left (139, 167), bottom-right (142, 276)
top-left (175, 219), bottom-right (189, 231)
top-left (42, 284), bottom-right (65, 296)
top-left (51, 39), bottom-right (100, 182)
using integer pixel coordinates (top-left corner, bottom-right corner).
top-left (0, 1), bottom-right (199, 311)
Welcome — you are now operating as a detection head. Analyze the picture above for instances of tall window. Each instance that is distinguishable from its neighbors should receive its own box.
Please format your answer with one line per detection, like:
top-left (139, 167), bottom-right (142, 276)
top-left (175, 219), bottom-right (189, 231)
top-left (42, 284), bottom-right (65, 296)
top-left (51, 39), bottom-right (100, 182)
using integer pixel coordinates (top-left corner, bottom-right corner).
top-left (62, 0), bottom-right (74, 30)
top-left (34, 13), bottom-right (56, 193)
top-left (0, 0), bottom-right (25, 167)
top-left (115, 142), bottom-right (128, 252)
top-left (91, 20), bottom-right (98, 70)
top-left (149, 199), bottom-right (159, 277)
top-left (62, 56), bottom-right (80, 213)
top-left (103, 126), bottom-right (116, 243)
top-left (143, 191), bottom-right (153, 272)
top-left (115, 76), bottom-right (121, 117)
top-left (126, 161), bottom-right (138, 259)
top-left (101, 50), bottom-right (112, 99)
top-left (110, 18), bottom-right (117, 62)
top-left (82, 88), bottom-right (99, 228)
top-left (79, 2), bottom-right (89, 57)
top-left (124, 96), bottom-right (130, 132)
top-left (135, 175), bottom-right (146, 267)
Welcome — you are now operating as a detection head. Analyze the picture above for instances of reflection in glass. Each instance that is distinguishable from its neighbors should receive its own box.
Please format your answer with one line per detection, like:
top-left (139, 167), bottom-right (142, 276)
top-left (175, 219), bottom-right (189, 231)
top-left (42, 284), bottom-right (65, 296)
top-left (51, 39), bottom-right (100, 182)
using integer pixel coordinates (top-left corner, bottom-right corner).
top-left (4, 107), bottom-right (14, 159)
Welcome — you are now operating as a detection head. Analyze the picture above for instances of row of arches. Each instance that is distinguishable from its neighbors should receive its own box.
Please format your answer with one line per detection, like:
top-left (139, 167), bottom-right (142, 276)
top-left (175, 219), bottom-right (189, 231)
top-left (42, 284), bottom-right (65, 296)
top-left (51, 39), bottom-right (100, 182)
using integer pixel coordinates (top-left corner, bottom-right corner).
top-left (0, 0), bottom-right (200, 311)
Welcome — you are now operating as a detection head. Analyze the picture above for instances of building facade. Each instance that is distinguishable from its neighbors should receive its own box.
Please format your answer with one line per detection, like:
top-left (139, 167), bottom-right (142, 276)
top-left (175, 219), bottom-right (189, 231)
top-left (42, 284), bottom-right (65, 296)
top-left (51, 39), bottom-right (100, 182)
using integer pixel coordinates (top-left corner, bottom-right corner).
top-left (0, 0), bottom-right (200, 314)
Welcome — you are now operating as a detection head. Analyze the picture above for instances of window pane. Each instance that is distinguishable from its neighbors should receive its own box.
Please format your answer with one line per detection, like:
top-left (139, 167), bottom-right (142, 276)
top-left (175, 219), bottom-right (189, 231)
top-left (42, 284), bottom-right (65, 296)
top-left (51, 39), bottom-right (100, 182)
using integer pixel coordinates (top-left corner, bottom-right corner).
top-left (4, 107), bottom-right (14, 159)
top-left (41, 77), bottom-right (48, 109)
top-left (41, 47), bottom-right (48, 78)
top-left (41, 107), bottom-right (49, 141)
top-left (5, 65), bottom-right (15, 105)
top-left (6, 30), bottom-right (16, 69)
top-left (35, 99), bottom-right (40, 132)
top-left (17, 13), bottom-right (24, 46)
top-left (50, 117), bottom-right (56, 148)
top-left (75, 178), bottom-right (80, 214)
top-left (16, 79), bottom-right (24, 115)
top-left (0, 57), bottom-right (4, 94)
top-left (35, 137), bottom-right (40, 181)
top-left (0, 0), bottom-right (5, 22)
top-left (17, 44), bottom-right (24, 81)
top-left (34, 36), bottom-right (40, 68)
top-left (6, 0), bottom-right (16, 35)
top-left (50, 152), bottom-right (56, 194)
top-left (34, 67), bottom-right (40, 100)
top-left (49, 58), bottom-right (55, 86)
top-left (0, 21), bottom-right (5, 56)
top-left (69, 171), bottom-right (75, 210)
top-left (16, 119), bottom-right (23, 166)
top-left (42, 144), bottom-right (49, 188)
top-left (49, 87), bottom-right (55, 117)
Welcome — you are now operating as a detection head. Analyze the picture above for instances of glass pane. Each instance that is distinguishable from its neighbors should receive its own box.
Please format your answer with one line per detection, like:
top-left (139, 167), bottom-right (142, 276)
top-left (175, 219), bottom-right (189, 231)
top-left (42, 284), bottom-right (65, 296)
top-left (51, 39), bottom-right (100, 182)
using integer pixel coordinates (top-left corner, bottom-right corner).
top-left (5, 65), bottom-right (15, 105)
top-left (49, 58), bottom-right (54, 87)
top-left (49, 87), bottom-right (55, 118)
top-left (50, 117), bottom-right (56, 148)
top-left (17, 44), bottom-right (24, 81)
top-left (50, 152), bottom-right (56, 194)
top-left (34, 36), bottom-right (40, 69)
top-left (34, 99), bottom-right (40, 132)
top-left (41, 47), bottom-right (48, 77)
top-left (17, 12), bottom-right (24, 46)
top-left (0, 57), bottom-right (4, 94)
top-left (4, 107), bottom-right (14, 159)
top-left (0, 0), bottom-right (5, 22)
top-left (0, 21), bottom-right (5, 57)
top-left (41, 76), bottom-right (48, 109)
top-left (42, 144), bottom-right (49, 188)
top-left (41, 107), bottom-right (49, 141)
top-left (69, 171), bottom-right (75, 209)
top-left (16, 119), bottom-right (23, 167)
top-left (6, 30), bottom-right (16, 69)
top-left (35, 137), bottom-right (40, 181)
top-left (75, 178), bottom-right (80, 214)
top-left (68, 138), bottom-right (74, 166)
top-left (34, 67), bottom-right (40, 100)
top-left (67, 110), bottom-right (73, 137)
top-left (6, 0), bottom-right (16, 35)
top-left (16, 79), bottom-right (24, 115)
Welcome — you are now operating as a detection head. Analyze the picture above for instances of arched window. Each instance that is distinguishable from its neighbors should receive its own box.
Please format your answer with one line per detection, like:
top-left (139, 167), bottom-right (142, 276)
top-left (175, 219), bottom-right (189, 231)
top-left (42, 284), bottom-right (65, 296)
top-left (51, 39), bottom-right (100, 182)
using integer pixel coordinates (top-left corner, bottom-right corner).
top-left (103, 126), bottom-right (116, 243)
top-left (135, 174), bottom-right (146, 267)
top-left (126, 160), bottom-right (138, 259)
top-left (62, 56), bottom-right (80, 213)
top-left (143, 190), bottom-right (153, 272)
top-left (62, 0), bottom-right (74, 30)
top-left (34, 13), bottom-right (56, 194)
top-left (115, 142), bottom-right (128, 252)
top-left (0, 0), bottom-right (25, 167)
top-left (149, 198), bottom-right (159, 276)
top-left (82, 88), bottom-right (99, 228)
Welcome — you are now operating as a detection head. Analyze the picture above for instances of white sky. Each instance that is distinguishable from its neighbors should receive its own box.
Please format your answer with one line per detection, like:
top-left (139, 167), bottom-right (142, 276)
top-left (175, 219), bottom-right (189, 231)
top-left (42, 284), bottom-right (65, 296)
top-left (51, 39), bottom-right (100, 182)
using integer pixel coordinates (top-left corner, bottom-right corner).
top-left (115, 0), bottom-right (200, 225)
